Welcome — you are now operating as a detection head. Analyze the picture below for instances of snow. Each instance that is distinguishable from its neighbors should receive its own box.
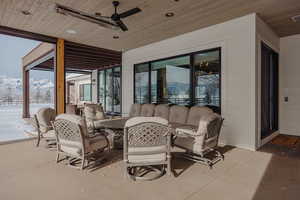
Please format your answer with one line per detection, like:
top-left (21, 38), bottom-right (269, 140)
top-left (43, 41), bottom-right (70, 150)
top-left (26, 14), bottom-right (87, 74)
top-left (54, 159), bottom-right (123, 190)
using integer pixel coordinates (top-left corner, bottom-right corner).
top-left (0, 104), bottom-right (54, 142)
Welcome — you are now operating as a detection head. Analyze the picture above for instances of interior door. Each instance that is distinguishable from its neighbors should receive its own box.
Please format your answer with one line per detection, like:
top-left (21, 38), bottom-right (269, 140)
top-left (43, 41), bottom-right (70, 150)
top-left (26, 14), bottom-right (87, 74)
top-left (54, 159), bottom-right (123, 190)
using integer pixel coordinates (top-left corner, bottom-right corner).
top-left (261, 42), bottom-right (279, 139)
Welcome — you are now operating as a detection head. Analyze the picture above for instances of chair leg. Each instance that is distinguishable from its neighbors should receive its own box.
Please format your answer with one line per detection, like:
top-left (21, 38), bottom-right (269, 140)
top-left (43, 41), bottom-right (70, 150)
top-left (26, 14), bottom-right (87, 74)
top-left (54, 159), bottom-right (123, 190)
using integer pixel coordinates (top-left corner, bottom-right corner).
top-left (167, 158), bottom-right (172, 176)
top-left (56, 153), bottom-right (60, 163)
top-left (124, 164), bottom-right (129, 179)
top-left (36, 134), bottom-right (41, 147)
top-left (81, 157), bottom-right (85, 170)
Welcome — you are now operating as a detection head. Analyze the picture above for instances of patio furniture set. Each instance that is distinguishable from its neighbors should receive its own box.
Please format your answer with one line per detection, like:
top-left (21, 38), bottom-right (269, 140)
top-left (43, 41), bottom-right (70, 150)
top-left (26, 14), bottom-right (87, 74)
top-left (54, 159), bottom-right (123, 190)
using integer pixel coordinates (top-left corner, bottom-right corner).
top-left (34, 103), bottom-right (224, 181)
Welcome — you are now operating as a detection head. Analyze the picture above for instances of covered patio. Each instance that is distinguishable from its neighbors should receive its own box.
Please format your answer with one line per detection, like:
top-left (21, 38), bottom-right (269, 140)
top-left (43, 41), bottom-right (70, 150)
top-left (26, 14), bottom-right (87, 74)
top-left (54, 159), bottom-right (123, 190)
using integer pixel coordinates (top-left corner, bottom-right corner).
top-left (1, 0), bottom-right (300, 199)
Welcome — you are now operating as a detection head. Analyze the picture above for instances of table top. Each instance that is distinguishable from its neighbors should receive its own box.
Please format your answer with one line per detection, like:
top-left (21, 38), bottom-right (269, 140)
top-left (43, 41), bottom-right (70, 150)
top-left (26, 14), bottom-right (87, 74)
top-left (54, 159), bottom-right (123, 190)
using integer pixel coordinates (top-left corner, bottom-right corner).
top-left (99, 118), bottom-right (127, 130)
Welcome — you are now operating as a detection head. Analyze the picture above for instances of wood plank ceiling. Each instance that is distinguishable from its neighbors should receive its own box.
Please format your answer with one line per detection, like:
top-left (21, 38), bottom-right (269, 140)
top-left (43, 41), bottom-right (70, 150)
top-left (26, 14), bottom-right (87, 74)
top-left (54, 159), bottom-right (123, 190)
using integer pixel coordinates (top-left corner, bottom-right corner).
top-left (1, 0), bottom-right (300, 51)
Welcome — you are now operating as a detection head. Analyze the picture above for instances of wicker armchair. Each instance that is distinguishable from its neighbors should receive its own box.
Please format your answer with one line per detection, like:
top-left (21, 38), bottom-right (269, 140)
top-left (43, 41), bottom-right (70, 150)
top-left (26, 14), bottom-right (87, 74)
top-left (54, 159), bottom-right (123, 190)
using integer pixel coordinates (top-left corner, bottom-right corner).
top-left (124, 117), bottom-right (172, 181)
top-left (174, 112), bottom-right (224, 168)
top-left (34, 107), bottom-right (56, 147)
top-left (52, 114), bottom-right (110, 170)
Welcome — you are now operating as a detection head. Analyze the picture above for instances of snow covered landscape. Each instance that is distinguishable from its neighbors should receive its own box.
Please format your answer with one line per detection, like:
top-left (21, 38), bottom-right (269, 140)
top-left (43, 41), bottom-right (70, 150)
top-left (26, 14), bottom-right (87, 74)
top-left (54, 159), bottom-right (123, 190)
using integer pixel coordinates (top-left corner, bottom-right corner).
top-left (0, 75), bottom-right (54, 142)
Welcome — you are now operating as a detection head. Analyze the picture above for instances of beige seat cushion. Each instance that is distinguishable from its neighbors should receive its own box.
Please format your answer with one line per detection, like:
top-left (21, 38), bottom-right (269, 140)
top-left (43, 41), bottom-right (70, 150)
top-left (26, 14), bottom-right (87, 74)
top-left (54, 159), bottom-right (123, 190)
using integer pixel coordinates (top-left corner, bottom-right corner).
top-left (140, 104), bottom-right (155, 117)
top-left (128, 146), bottom-right (167, 163)
top-left (175, 125), bottom-right (198, 136)
top-left (129, 104), bottom-right (142, 117)
top-left (43, 130), bottom-right (56, 138)
top-left (154, 104), bottom-right (170, 120)
top-left (169, 105), bottom-right (189, 124)
top-left (186, 106), bottom-right (213, 126)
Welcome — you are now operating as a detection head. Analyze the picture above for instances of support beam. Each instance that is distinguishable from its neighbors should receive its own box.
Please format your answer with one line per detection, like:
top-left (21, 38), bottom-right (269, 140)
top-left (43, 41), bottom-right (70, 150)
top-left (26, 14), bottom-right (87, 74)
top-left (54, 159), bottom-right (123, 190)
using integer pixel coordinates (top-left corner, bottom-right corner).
top-left (22, 69), bottom-right (30, 118)
top-left (55, 39), bottom-right (65, 114)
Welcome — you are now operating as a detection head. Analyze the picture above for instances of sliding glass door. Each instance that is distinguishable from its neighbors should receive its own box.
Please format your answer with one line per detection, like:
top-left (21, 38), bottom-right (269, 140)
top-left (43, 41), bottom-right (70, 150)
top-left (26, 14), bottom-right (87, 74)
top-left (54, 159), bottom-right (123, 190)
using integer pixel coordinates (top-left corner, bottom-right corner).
top-left (98, 66), bottom-right (121, 114)
top-left (261, 42), bottom-right (279, 139)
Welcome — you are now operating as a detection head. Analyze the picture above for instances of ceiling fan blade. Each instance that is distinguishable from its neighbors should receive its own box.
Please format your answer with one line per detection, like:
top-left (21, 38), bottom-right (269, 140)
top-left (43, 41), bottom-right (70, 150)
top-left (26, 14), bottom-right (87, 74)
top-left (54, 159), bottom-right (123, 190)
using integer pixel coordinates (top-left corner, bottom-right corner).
top-left (115, 20), bottom-right (128, 31)
top-left (55, 4), bottom-right (119, 30)
top-left (119, 7), bottom-right (141, 18)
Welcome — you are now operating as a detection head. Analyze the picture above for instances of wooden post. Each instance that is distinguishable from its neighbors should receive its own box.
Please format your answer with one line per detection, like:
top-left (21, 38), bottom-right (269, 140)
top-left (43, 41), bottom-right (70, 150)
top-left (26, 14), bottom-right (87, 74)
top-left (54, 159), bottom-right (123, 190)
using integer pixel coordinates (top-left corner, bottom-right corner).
top-left (22, 69), bottom-right (30, 118)
top-left (55, 39), bottom-right (65, 114)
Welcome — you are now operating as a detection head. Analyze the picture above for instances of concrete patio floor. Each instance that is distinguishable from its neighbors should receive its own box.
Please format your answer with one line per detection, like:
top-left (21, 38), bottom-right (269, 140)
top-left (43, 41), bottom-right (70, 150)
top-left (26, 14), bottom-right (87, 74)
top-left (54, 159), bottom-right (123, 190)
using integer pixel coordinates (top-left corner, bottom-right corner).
top-left (0, 140), bottom-right (299, 200)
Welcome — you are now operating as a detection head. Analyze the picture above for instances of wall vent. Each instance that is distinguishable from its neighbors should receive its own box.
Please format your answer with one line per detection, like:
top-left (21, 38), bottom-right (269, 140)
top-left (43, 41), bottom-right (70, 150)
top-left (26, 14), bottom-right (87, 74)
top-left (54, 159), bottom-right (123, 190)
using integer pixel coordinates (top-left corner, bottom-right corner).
top-left (291, 15), bottom-right (300, 22)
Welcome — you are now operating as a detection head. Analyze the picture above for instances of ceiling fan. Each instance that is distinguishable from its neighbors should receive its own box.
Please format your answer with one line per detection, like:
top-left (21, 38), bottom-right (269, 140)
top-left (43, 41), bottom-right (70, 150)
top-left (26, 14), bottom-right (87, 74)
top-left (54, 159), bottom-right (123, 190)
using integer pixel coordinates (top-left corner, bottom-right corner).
top-left (55, 1), bottom-right (141, 31)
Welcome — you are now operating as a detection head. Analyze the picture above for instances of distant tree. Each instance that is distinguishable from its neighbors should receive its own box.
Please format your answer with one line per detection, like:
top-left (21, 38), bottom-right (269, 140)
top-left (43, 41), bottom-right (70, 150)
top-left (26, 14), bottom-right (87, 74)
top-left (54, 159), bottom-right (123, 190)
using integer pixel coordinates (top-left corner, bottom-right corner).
top-left (44, 90), bottom-right (51, 103)
top-left (35, 84), bottom-right (42, 103)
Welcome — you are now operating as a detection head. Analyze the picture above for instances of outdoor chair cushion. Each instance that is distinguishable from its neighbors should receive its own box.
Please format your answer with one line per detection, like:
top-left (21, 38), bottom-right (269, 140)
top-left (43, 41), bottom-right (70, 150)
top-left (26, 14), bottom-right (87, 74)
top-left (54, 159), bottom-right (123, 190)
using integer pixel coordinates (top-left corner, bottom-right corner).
top-left (186, 106), bottom-right (213, 126)
top-left (140, 104), bottom-right (155, 117)
top-left (36, 107), bottom-right (56, 133)
top-left (129, 104), bottom-right (142, 117)
top-left (169, 105), bottom-right (189, 124)
top-left (154, 104), bottom-right (170, 120)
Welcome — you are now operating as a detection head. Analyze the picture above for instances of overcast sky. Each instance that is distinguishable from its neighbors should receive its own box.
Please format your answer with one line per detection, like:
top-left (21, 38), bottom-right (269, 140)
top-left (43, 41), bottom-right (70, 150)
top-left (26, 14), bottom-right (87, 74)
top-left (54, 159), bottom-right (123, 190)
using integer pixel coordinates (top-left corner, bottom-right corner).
top-left (0, 34), bottom-right (54, 80)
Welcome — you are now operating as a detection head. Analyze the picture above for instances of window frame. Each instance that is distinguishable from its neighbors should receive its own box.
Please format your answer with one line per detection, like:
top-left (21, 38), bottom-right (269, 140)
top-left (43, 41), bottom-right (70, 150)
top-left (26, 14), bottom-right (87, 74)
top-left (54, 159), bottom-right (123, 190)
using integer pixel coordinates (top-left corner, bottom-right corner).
top-left (133, 47), bottom-right (221, 113)
top-left (97, 66), bottom-right (122, 115)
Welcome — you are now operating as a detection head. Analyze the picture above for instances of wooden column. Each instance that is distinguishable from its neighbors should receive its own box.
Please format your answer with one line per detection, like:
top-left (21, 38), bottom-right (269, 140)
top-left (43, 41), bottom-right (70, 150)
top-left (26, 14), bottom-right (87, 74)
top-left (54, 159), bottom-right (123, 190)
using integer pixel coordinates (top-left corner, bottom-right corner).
top-left (55, 39), bottom-right (65, 114)
top-left (22, 69), bottom-right (30, 118)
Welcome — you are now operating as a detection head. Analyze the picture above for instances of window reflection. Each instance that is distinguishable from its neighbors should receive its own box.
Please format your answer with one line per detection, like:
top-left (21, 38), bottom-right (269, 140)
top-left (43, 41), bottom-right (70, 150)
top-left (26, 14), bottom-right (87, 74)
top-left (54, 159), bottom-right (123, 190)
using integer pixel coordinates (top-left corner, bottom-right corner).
top-left (151, 56), bottom-right (190, 105)
top-left (105, 69), bottom-right (113, 112)
top-left (113, 67), bottom-right (121, 113)
top-left (135, 64), bottom-right (149, 104)
top-left (98, 71), bottom-right (105, 105)
top-left (194, 50), bottom-right (220, 109)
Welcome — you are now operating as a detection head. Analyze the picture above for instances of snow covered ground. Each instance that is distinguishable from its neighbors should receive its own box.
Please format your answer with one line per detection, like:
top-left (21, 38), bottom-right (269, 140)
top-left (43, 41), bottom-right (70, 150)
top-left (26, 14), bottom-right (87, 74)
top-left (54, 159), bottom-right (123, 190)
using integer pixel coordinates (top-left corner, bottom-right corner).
top-left (0, 104), bottom-right (53, 142)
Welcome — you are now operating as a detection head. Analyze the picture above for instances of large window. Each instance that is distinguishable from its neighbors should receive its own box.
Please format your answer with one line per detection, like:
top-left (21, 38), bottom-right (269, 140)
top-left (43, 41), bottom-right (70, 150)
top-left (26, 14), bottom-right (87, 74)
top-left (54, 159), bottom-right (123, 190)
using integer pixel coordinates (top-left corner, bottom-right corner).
top-left (134, 48), bottom-right (221, 112)
top-left (79, 84), bottom-right (91, 101)
top-left (98, 66), bottom-right (121, 114)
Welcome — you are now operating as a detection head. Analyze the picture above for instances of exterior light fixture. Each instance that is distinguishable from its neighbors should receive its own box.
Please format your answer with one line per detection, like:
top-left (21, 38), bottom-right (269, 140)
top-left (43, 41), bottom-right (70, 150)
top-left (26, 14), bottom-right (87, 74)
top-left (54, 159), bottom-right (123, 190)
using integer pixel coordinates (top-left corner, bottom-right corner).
top-left (165, 12), bottom-right (174, 17)
top-left (21, 10), bottom-right (31, 16)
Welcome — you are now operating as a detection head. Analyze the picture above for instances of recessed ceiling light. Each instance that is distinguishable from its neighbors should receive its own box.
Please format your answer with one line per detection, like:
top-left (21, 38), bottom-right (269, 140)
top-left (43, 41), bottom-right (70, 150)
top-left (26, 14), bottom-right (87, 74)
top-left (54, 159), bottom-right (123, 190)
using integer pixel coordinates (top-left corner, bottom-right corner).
top-left (165, 12), bottom-right (174, 18)
top-left (113, 35), bottom-right (119, 39)
top-left (95, 12), bottom-right (102, 16)
top-left (66, 29), bottom-right (77, 34)
top-left (21, 10), bottom-right (31, 16)
top-left (174, 0), bottom-right (180, 2)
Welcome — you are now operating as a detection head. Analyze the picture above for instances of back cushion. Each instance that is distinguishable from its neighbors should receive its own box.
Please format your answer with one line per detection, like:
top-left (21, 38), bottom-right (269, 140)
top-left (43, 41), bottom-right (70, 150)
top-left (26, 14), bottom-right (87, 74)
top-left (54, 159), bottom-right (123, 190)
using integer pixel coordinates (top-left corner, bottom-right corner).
top-left (154, 104), bottom-right (170, 120)
top-left (84, 104), bottom-right (105, 120)
top-left (169, 105), bottom-right (189, 124)
top-left (129, 104), bottom-right (142, 117)
top-left (187, 106), bottom-right (213, 126)
top-left (140, 104), bottom-right (155, 117)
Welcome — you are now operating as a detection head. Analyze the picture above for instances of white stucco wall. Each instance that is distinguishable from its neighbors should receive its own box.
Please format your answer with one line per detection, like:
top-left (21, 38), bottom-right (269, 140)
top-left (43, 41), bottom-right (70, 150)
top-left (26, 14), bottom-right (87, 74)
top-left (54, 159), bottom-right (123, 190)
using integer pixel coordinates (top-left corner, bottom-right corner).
top-left (255, 16), bottom-right (280, 148)
top-left (279, 34), bottom-right (300, 136)
top-left (122, 14), bottom-right (257, 150)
